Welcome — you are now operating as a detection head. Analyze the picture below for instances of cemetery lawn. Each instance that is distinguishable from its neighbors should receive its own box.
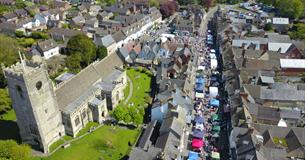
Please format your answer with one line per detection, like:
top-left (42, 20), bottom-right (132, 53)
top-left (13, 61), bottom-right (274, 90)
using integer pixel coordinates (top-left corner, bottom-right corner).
top-left (32, 125), bottom-right (139, 160)
top-left (125, 67), bottom-right (152, 107)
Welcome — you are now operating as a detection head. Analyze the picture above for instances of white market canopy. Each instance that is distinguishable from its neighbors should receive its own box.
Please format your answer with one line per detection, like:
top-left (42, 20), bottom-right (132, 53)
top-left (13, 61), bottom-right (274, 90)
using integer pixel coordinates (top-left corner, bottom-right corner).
top-left (211, 59), bottom-right (218, 69)
top-left (209, 87), bottom-right (218, 98)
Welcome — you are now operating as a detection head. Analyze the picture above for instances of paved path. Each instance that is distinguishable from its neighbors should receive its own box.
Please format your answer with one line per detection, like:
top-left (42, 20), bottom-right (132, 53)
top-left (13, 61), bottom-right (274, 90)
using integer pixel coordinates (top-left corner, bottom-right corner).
top-left (124, 76), bottom-right (133, 104)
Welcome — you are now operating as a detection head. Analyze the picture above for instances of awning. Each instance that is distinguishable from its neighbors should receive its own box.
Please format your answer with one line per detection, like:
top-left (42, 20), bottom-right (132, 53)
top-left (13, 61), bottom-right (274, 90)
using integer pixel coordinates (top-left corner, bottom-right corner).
top-left (193, 129), bottom-right (204, 139)
top-left (192, 138), bottom-right (204, 148)
top-left (212, 133), bottom-right (220, 138)
top-left (209, 87), bottom-right (218, 98)
top-left (195, 83), bottom-right (204, 92)
top-left (197, 65), bottom-right (205, 71)
top-left (195, 123), bottom-right (204, 130)
top-left (196, 77), bottom-right (205, 84)
top-left (195, 92), bottom-right (204, 98)
top-left (210, 99), bottom-right (220, 107)
top-left (210, 53), bottom-right (217, 59)
top-left (211, 59), bottom-right (218, 69)
top-left (212, 125), bottom-right (221, 132)
top-left (188, 151), bottom-right (199, 160)
top-left (194, 115), bottom-right (204, 124)
top-left (212, 114), bottom-right (220, 121)
top-left (211, 151), bottom-right (220, 160)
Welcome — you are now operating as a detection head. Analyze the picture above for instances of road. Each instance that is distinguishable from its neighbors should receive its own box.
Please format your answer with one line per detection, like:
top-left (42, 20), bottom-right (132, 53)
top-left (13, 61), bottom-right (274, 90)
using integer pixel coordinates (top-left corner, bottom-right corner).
top-left (199, 7), bottom-right (219, 36)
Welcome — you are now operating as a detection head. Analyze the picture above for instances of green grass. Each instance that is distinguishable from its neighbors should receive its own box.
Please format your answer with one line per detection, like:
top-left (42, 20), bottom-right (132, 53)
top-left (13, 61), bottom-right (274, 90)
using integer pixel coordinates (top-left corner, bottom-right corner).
top-left (32, 125), bottom-right (140, 160)
top-left (0, 109), bottom-right (16, 121)
top-left (124, 67), bottom-right (152, 108)
top-left (76, 122), bottom-right (99, 137)
top-left (49, 139), bottom-right (65, 153)
top-left (62, 135), bottom-right (73, 141)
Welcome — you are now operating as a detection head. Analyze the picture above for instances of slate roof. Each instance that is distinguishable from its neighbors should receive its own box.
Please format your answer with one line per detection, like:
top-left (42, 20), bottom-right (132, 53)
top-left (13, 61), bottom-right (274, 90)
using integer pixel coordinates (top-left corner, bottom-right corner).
top-left (159, 117), bottom-right (184, 139)
top-left (100, 34), bottom-right (115, 47)
top-left (155, 132), bottom-right (180, 160)
top-left (55, 52), bottom-right (123, 110)
top-left (37, 39), bottom-right (58, 52)
top-left (112, 30), bottom-right (126, 43)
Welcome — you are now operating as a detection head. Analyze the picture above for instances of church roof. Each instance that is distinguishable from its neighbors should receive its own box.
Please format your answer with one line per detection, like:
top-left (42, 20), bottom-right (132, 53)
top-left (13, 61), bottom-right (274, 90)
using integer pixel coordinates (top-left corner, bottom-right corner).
top-left (55, 53), bottom-right (123, 111)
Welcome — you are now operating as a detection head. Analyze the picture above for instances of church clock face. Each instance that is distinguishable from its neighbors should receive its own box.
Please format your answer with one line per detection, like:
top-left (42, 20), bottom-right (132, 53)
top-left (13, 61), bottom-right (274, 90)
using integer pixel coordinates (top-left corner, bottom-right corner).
top-left (36, 81), bottom-right (42, 90)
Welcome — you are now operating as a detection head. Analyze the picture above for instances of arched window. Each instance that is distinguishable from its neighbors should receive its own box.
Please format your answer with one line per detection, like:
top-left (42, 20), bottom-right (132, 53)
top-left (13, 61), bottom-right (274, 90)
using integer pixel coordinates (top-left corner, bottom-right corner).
top-left (36, 81), bottom-right (42, 90)
top-left (16, 85), bottom-right (23, 99)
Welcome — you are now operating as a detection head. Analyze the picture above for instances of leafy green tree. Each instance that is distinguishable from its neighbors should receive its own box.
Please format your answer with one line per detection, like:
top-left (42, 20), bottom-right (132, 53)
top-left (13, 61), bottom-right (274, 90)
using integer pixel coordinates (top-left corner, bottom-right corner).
top-left (0, 140), bottom-right (31, 160)
top-left (96, 46), bottom-right (108, 60)
top-left (112, 106), bottom-right (128, 122)
top-left (133, 113), bottom-right (143, 126)
top-left (149, 0), bottom-right (160, 7)
top-left (18, 38), bottom-right (35, 47)
top-left (264, 23), bottom-right (273, 31)
top-left (0, 89), bottom-right (11, 115)
top-left (105, 0), bottom-right (116, 6)
top-left (31, 31), bottom-right (48, 39)
top-left (66, 34), bottom-right (96, 66)
top-left (289, 23), bottom-right (305, 39)
top-left (15, 31), bottom-right (24, 38)
top-left (66, 53), bottom-right (82, 73)
top-left (277, 0), bottom-right (304, 19)
top-left (0, 35), bottom-right (19, 87)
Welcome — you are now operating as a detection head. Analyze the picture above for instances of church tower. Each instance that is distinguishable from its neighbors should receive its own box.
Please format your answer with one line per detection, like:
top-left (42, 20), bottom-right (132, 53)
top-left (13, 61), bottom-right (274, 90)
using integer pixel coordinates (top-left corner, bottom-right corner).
top-left (3, 56), bottom-right (65, 153)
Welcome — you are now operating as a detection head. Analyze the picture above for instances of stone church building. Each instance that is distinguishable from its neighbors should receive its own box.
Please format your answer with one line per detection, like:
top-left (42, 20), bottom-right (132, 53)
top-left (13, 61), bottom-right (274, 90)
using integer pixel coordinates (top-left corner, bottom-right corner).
top-left (3, 53), bottom-right (127, 153)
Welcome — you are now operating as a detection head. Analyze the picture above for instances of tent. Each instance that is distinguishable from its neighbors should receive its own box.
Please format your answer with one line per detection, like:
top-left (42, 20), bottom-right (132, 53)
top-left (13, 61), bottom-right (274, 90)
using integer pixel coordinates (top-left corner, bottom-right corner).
top-left (195, 123), bottom-right (204, 131)
top-left (209, 87), bottom-right (218, 98)
top-left (197, 65), bottom-right (205, 71)
top-left (195, 83), bottom-right (204, 92)
top-left (194, 116), bottom-right (204, 124)
top-left (210, 53), bottom-right (217, 59)
top-left (212, 125), bottom-right (221, 132)
top-left (196, 77), bottom-right (205, 84)
top-left (212, 114), bottom-right (220, 121)
top-left (211, 59), bottom-right (218, 69)
top-left (192, 138), bottom-right (204, 149)
top-left (211, 151), bottom-right (220, 160)
top-left (210, 49), bottom-right (216, 53)
top-left (188, 151), bottom-right (199, 160)
top-left (193, 129), bottom-right (204, 139)
top-left (195, 92), bottom-right (204, 99)
top-left (212, 133), bottom-right (220, 138)
top-left (210, 99), bottom-right (220, 107)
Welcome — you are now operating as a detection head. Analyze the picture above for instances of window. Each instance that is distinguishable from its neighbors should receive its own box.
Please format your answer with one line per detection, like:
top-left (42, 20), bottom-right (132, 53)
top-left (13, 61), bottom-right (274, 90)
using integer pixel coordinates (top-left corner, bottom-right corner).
top-left (16, 85), bottom-right (23, 99)
top-left (74, 116), bottom-right (80, 126)
top-left (81, 110), bottom-right (86, 119)
top-left (36, 81), bottom-right (42, 90)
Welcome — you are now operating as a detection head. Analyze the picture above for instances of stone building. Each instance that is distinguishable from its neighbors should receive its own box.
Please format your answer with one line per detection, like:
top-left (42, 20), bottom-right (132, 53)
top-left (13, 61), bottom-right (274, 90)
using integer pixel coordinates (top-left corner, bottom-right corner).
top-left (3, 53), bottom-right (126, 153)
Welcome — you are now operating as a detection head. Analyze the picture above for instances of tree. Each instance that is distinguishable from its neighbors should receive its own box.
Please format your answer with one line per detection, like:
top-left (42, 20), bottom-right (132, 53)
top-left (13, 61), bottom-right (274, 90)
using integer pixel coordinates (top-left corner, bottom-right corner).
top-left (96, 46), bottom-right (108, 60)
top-left (31, 31), bottom-right (48, 39)
top-left (133, 113), bottom-right (143, 126)
top-left (65, 53), bottom-right (82, 73)
top-left (0, 35), bottom-right (19, 88)
top-left (288, 23), bottom-right (305, 40)
top-left (105, 0), bottom-right (116, 6)
top-left (0, 140), bottom-right (31, 160)
top-left (66, 34), bottom-right (96, 66)
top-left (160, 0), bottom-right (179, 18)
top-left (112, 106), bottom-right (128, 122)
top-left (15, 31), bottom-right (24, 38)
top-left (0, 89), bottom-right (11, 115)
top-left (277, 0), bottom-right (304, 19)
top-left (149, 0), bottom-right (160, 7)
top-left (202, 0), bottom-right (214, 10)
top-left (264, 23), bottom-right (273, 31)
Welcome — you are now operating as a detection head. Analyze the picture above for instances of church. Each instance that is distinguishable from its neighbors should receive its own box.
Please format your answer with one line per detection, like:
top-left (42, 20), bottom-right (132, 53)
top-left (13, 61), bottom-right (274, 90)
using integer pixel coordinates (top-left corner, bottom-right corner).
top-left (3, 53), bottom-right (127, 153)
